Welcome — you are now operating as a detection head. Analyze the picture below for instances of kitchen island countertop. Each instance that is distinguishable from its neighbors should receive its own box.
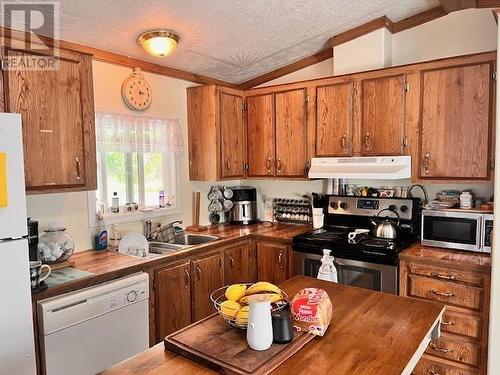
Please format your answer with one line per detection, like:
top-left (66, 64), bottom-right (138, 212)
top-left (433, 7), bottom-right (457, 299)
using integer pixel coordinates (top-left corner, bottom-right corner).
top-left (101, 276), bottom-right (445, 375)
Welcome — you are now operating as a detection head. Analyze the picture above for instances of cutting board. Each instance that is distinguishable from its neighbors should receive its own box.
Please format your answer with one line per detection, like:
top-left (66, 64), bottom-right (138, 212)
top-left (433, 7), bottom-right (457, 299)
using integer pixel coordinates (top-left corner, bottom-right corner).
top-left (164, 313), bottom-right (315, 375)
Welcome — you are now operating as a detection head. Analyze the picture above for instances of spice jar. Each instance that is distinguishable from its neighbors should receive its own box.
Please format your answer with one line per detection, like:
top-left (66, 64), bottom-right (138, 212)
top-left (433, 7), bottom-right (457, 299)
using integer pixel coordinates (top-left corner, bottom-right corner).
top-left (460, 191), bottom-right (473, 209)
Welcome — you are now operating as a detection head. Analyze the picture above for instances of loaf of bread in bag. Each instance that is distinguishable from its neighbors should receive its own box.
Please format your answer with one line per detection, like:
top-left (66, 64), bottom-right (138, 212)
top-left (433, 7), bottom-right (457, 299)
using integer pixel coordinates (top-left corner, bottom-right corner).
top-left (290, 288), bottom-right (333, 336)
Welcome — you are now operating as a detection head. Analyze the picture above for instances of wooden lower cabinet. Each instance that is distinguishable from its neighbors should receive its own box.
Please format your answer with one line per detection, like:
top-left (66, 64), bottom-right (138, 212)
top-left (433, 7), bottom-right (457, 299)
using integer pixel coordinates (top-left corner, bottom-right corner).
top-left (223, 240), bottom-right (257, 284)
top-left (192, 253), bottom-right (224, 321)
top-left (154, 261), bottom-right (192, 341)
top-left (400, 247), bottom-right (490, 375)
top-left (256, 240), bottom-right (290, 285)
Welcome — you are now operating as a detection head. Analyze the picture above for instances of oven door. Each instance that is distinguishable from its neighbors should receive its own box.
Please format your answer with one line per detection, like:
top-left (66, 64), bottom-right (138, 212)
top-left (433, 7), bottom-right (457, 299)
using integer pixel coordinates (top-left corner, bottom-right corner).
top-left (292, 251), bottom-right (397, 294)
top-left (421, 210), bottom-right (482, 251)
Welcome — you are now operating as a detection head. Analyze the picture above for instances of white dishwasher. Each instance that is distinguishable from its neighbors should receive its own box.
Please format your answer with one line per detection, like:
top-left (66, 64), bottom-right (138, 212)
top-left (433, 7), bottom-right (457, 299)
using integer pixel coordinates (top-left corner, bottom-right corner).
top-left (38, 272), bottom-right (149, 375)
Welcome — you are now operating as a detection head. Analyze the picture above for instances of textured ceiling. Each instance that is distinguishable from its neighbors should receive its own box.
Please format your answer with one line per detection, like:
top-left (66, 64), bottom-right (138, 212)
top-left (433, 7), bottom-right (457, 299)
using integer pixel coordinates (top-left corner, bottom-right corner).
top-left (2, 0), bottom-right (439, 83)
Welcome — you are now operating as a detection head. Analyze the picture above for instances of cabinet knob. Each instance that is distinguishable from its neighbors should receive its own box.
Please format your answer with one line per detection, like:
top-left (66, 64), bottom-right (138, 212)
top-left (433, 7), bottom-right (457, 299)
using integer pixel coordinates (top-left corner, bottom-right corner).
top-left (75, 157), bottom-right (81, 180)
top-left (364, 133), bottom-right (371, 151)
top-left (183, 269), bottom-right (190, 288)
top-left (424, 152), bottom-right (431, 174)
top-left (341, 134), bottom-right (347, 151)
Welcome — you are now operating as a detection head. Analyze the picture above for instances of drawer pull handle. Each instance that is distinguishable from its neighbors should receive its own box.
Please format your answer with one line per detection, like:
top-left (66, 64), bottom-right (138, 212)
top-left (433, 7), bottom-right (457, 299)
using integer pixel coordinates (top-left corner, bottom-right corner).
top-left (441, 320), bottom-right (454, 326)
top-left (429, 289), bottom-right (454, 297)
top-left (429, 343), bottom-right (453, 354)
top-left (229, 255), bottom-right (234, 268)
top-left (427, 370), bottom-right (441, 375)
top-left (431, 272), bottom-right (457, 281)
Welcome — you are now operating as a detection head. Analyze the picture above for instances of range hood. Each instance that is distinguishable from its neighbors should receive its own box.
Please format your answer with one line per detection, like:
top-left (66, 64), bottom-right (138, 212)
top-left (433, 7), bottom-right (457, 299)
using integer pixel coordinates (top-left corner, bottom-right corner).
top-left (308, 156), bottom-right (411, 179)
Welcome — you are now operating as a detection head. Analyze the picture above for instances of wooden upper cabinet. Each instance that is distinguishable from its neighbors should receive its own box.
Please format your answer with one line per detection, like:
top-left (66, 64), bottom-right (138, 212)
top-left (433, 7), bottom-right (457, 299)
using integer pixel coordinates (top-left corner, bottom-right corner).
top-left (420, 63), bottom-right (493, 179)
top-left (275, 89), bottom-right (307, 177)
top-left (360, 75), bottom-right (405, 155)
top-left (192, 253), bottom-right (223, 322)
top-left (2, 48), bottom-right (96, 193)
top-left (155, 261), bottom-right (192, 340)
top-left (315, 82), bottom-right (353, 156)
top-left (246, 94), bottom-right (275, 177)
top-left (187, 85), bottom-right (218, 180)
top-left (220, 91), bottom-right (245, 178)
top-left (187, 85), bottom-right (245, 181)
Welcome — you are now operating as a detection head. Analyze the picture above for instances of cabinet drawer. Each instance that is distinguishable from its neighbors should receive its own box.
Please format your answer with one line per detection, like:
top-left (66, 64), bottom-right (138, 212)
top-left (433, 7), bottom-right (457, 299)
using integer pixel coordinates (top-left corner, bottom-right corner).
top-left (412, 356), bottom-right (479, 375)
top-left (409, 275), bottom-right (483, 311)
top-left (425, 336), bottom-right (481, 368)
top-left (440, 310), bottom-right (482, 339)
top-left (408, 264), bottom-right (483, 287)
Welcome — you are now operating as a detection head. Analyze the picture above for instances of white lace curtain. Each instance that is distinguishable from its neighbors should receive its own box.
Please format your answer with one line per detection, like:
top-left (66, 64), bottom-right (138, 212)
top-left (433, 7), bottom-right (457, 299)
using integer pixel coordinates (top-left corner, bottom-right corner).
top-left (95, 112), bottom-right (184, 154)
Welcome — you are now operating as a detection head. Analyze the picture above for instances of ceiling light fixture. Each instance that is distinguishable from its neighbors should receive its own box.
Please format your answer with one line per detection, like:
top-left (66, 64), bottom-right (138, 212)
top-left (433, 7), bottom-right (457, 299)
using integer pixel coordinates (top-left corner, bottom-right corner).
top-left (137, 30), bottom-right (180, 57)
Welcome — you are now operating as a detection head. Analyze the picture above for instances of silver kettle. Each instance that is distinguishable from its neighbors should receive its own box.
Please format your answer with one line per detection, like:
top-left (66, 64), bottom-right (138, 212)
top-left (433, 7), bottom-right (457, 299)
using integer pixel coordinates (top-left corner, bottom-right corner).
top-left (370, 209), bottom-right (400, 239)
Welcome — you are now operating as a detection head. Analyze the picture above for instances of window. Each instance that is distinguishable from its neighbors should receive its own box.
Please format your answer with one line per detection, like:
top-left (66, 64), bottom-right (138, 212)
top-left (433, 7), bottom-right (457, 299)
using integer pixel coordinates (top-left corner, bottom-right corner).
top-left (92, 112), bottom-right (183, 223)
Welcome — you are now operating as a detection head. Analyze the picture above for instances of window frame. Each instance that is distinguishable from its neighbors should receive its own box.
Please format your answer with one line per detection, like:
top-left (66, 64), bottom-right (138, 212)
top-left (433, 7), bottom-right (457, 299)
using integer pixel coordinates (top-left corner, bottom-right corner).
top-left (88, 149), bottom-right (181, 228)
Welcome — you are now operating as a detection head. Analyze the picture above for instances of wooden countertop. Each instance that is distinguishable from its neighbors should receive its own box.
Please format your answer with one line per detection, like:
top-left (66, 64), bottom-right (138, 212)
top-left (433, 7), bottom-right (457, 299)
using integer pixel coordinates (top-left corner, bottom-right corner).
top-left (400, 243), bottom-right (491, 272)
top-left (102, 276), bottom-right (445, 375)
top-left (32, 223), bottom-right (310, 302)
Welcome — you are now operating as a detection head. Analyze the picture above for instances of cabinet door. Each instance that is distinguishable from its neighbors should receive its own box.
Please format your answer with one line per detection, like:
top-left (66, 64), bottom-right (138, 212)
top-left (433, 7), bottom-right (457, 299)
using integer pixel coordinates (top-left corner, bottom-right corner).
top-left (220, 91), bottom-right (245, 178)
top-left (224, 241), bottom-right (257, 284)
top-left (275, 89), bottom-right (307, 177)
top-left (187, 85), bottom-right (218, 180)
top-left (257, 241), bottom-right (289, 285)
top-left (4, 48), bottom-right (95, 190)
top-left (192, 253), bottom-right (223, 322)
top-left (360, 75), bottom-right (405, 155)
top-left (155, 261), bottom-right (192, 340)
top-left (247, 94), bottom-right (275, 177)
top-left (420, 63), bottom-right (492, 179)
top-left (316, 82), bottom-right (353, 156)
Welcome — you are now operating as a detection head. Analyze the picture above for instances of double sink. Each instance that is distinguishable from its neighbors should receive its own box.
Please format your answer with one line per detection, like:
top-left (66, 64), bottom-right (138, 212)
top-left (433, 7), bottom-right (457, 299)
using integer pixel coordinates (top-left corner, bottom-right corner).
top-left (148, 233), bottom-right (219, 255)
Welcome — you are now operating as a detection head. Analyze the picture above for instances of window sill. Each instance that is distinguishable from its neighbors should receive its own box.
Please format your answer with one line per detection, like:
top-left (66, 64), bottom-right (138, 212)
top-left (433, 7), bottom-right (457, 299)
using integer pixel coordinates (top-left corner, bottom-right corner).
top-left (98, 207), bottom-right (181, 226)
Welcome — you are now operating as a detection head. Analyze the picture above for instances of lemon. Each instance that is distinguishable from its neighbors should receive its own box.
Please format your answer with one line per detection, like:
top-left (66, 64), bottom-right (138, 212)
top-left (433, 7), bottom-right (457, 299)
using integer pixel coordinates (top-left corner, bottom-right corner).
top-left (220, 300), bottom-right (241, 319)
top-left (235, 305), bottom-right (250, 326)
top-left (225, 284), bottom-right (247, 302)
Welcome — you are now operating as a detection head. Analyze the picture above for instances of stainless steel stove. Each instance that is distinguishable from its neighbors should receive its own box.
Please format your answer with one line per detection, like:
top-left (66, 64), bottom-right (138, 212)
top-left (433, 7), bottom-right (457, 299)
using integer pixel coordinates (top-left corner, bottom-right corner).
top-left (293, 195), bottom-right (422, 294)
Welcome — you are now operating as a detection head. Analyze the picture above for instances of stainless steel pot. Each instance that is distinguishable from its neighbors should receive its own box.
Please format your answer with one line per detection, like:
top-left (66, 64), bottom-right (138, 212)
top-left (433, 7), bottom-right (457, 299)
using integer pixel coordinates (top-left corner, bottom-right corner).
top-left (370, 209), bottom-right (400, 239)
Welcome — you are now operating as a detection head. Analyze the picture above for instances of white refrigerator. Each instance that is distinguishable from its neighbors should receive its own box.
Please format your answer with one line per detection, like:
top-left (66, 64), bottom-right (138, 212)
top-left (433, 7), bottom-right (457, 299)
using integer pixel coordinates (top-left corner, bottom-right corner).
top-left (0, 113), bottom-right (37, 374)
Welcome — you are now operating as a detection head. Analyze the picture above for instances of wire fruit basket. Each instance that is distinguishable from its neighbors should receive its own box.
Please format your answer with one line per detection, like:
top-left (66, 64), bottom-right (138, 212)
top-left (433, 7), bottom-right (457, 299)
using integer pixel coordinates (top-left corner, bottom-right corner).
top-left (210, 283), bottom-right (289, 329)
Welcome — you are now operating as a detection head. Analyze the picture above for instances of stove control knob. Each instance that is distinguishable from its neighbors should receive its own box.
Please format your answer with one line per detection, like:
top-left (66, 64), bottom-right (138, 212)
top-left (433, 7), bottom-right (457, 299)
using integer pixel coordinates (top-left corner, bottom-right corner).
top-left (400, 205), bottom-right (408, 213)
top-left (339, 202), bottom-right (347, 209)
top-left (330, 202), bottom-right (338, 209)
top-left (389, 205), bottom-right (397, 212)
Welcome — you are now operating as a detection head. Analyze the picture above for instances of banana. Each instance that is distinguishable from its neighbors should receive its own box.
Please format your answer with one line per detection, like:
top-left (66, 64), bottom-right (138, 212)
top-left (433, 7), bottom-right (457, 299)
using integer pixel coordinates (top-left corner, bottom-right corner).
top-left (245, 281), bottom-right (281, 296)
top-left (239, 292), bottom-right (283, 305)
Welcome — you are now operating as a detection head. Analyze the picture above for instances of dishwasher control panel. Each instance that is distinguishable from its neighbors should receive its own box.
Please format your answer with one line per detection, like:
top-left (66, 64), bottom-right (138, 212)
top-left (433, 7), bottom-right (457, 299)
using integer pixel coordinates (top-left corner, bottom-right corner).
top-left (103, 283), bottom-right (147, 310)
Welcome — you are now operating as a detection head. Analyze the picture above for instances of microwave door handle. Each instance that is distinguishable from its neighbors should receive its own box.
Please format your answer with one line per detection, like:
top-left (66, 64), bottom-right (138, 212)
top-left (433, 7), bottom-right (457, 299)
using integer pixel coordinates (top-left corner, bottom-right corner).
top-left (477, 216), bottom-right (483, 250)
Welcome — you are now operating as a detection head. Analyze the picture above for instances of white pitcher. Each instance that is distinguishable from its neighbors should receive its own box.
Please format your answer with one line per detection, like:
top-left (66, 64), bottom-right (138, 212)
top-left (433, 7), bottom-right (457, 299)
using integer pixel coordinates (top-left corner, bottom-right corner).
top-left (246, 301), bottom-right (273, 351)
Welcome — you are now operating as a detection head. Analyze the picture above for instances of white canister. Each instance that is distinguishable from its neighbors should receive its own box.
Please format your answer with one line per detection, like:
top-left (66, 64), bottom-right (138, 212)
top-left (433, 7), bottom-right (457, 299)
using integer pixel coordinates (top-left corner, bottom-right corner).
top-left (246, 301), bottom-right (273, 351)
top-left (460, 191), bottom-right (473, 209)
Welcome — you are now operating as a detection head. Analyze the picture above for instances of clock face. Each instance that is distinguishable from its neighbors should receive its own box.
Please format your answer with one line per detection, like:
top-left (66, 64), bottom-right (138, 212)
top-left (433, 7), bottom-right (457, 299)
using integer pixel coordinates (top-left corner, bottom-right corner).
top-left (121, 71), bottom-right (152, 111)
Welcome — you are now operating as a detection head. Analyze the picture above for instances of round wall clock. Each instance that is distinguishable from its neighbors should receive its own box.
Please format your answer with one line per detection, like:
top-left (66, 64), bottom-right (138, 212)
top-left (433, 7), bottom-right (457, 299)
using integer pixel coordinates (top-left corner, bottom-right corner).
top-left (121, 68), bottom-right (152, 111)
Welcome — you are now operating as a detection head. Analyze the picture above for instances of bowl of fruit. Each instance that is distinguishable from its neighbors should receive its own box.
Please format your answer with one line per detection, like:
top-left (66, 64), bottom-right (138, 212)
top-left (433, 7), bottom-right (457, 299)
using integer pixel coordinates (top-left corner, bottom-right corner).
top-left (210, 282), bottom-right (288, 329)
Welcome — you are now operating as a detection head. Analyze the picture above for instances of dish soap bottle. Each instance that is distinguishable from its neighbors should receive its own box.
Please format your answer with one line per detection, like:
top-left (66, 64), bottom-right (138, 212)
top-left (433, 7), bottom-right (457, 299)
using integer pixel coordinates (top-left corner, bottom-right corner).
top-left (317, 249), bottom-right (338, 283)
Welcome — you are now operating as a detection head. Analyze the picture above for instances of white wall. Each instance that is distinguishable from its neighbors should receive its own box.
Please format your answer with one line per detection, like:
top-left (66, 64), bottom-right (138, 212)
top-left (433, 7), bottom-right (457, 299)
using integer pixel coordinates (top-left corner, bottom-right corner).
top-left (392, 8), bottom-right (497, 66)
top-left (257, 58), bottom-right (333, 87)
top-left (333, 8), bottom-right (497, 76)
top-left (333, 28), bottom-right (393, 75)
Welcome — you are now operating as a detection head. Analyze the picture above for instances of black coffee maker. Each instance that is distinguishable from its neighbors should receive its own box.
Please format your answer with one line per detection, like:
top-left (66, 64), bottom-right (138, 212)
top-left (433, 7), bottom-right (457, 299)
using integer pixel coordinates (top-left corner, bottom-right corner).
top-left (27, 218), bottom-right (39, 261)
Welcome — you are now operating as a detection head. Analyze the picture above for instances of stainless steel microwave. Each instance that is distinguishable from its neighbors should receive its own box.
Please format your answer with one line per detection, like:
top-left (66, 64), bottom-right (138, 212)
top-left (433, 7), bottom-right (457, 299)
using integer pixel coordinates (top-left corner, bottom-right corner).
top-left (421, 209), bottom-right (493, 253)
